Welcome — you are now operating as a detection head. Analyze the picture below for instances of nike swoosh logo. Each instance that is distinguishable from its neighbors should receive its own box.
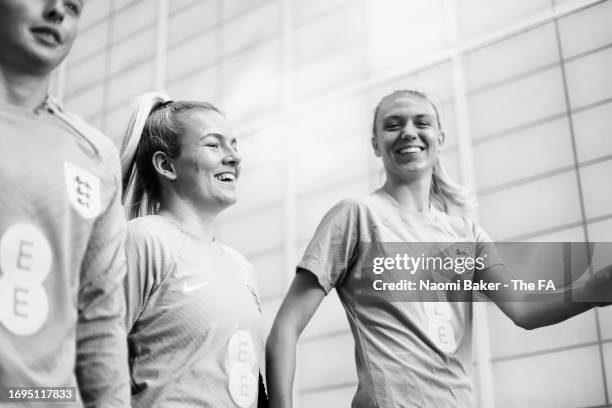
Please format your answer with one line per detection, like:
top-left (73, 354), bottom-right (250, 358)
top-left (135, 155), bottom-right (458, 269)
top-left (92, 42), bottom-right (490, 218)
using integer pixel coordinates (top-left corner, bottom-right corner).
top-left (183, 281), bottom-right (211, 293)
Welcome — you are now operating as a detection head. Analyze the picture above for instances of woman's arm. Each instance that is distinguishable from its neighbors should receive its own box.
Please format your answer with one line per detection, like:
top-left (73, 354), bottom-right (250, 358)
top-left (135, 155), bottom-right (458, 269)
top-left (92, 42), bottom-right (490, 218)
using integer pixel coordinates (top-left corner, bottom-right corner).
top-left (266, 270), bottom-right (326, 408)
top-left (480, 263), bottom-right (612, 330)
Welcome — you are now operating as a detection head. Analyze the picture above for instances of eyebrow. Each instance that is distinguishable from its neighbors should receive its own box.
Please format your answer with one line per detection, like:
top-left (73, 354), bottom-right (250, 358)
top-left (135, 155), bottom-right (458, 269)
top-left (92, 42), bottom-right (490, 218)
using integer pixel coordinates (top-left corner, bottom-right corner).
top-left (383, 113), bottom-right (435, 121)
top-left (200, 133), bottom-right (237, 144)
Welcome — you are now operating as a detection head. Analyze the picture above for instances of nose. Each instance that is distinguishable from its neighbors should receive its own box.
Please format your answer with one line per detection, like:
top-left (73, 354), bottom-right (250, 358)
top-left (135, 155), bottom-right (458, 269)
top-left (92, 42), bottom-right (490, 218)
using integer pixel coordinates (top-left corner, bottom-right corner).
top-left (401, 121), bottom-right (419, 140)
top-left (44, 0), bottom-right (66, 23)
top-left (222, 147), bottom-right (242, 167)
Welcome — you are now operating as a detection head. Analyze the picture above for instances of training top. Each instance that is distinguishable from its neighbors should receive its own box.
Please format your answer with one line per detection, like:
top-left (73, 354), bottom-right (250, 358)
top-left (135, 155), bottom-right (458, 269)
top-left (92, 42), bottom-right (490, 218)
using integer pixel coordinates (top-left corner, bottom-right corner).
top-left (0, 98), bottom-right (130, 407)
top-left (298, 189), bottom-right (502, 408)
top-left (125, 215), bottom-right (264, 408)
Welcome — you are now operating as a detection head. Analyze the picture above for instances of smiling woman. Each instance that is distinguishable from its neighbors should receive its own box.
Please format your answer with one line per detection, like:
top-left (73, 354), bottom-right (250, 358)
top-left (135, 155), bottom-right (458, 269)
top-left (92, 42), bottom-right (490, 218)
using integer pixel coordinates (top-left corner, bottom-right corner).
top-left (120, 93), bottom-right (265, 408)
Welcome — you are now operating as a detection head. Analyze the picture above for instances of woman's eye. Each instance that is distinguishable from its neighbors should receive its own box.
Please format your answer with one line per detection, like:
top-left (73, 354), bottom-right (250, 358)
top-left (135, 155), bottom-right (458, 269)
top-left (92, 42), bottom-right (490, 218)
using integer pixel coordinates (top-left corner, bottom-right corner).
top-left (206, 143), bottom-right (220, 148)
top-left (385, 123), bottom-right (400, 131)
top-left (65, 1), bottom-right (81, 15)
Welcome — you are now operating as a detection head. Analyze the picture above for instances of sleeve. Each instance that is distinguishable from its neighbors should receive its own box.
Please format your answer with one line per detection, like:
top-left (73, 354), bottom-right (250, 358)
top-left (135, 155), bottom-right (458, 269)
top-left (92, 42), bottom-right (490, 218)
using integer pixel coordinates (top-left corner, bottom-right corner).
top-left (297, 199), bottom-right (361, 294)
top-left (124, 219), bottom-right (178, 333)
top-left (472, 222), bottom-right (506, 281)
top-left (75, 147), bottom-right (130, 407)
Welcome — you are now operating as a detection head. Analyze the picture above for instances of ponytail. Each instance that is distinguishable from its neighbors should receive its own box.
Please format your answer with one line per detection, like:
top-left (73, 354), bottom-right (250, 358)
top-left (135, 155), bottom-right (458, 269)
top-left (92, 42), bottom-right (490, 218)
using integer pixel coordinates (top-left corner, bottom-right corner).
top-left (120, 92), bottom-right (171, 220)
top-left (430, 158), bottom-right (472, 212)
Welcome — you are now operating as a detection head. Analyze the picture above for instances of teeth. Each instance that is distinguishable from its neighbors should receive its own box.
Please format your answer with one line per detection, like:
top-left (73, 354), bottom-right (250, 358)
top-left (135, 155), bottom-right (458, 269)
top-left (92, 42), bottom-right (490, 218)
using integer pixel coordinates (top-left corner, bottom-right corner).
top-left (398, 146), bottom-right (423, 154)
top-left (215, 173), bottom-right (235, 182)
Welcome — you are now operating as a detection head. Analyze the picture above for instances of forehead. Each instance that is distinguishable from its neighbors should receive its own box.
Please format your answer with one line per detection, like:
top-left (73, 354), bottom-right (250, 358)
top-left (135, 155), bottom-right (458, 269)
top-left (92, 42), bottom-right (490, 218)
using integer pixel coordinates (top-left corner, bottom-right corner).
top-left (377, 94), bottom-right (436, 119)
top-left (179, 109), bottom-right (230, 139)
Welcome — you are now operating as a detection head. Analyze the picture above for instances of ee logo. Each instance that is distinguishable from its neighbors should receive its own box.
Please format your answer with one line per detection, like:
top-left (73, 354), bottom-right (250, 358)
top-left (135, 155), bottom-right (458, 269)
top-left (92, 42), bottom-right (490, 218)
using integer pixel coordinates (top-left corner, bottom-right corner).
top-left (228, 330), bottom-right (258, 408)
top-left (0, 223), bottom-right (51, 336)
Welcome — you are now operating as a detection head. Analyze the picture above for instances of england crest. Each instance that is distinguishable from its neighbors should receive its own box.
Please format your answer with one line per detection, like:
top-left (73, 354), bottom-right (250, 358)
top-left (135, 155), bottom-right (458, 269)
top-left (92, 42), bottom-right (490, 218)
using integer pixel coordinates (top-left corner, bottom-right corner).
top-left (64, 162), bottom-right (100, 219)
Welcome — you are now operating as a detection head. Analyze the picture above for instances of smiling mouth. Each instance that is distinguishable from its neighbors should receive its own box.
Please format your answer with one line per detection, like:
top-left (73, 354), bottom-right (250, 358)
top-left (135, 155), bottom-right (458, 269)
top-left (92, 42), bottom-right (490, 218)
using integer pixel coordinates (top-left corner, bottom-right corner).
top-left (214, 172), bottom-right (236, 184)
top-left (31, 27), bottom-right (61, 46)
top-left (396, 146), bottom-right (425, 154)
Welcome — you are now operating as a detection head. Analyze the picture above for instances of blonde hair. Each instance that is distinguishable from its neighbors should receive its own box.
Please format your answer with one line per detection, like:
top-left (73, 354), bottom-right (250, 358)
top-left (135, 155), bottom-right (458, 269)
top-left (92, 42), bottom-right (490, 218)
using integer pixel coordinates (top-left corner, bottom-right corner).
top-left (372, 89), bottom-right (471, 213)
top-left (120, 92), bottom-right (221, 220)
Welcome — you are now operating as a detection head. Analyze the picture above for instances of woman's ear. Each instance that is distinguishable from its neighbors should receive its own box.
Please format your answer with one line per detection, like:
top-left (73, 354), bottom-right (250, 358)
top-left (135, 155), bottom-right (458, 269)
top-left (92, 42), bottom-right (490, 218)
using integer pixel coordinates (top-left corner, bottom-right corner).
top-left (152, 151), bottom-right (177, 181)
top-left (371, 137), bottom-right (381, 157)
top-left (437, 131), bottom-right (446, 151)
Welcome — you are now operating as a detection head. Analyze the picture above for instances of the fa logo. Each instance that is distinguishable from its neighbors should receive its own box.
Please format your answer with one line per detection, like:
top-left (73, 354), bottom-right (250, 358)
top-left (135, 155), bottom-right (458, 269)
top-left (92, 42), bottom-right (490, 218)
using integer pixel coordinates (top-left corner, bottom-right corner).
top-left (64, 162), bottom-right (100, 219)
top-left (245, 284), bottom-right (262, 314)
top-left (453, 243), bottom-right (473, 259)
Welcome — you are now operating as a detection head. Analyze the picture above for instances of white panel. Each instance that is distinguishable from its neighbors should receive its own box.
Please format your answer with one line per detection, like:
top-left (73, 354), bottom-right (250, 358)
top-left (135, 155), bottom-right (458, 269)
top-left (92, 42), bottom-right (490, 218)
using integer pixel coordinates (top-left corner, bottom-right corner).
top-left (217, 206), bottom-right (284, 255)
top-left (580, 159), bottom-right (612, 219)
top-left (222, 0), bottom-right (277, 21)
top-left (226, 163), bottom-right (284, 217)
top-left (298, 333), bottom-right (357, 390)
top-left (250, 251), bottom-right (285, 299)
top-left (296, 132), bottom-right (371, 195)
top-left (469, 67), bottom-right (566, 138)
top-left (523, 226), bottom-right (585, 242)
top-left (64, 84), bottom-right (104, 119)
top-left (301, 291), bottom-right (350, 339)
top-left (295, 94), bottom-right (371, 147)
top-left (221, 39), bottom-right (282, 123)
top-left (588, 218), bottom-right (612, 241)
top-left (234, 125), bottom-right (285, 169)
top-left (166, 32), bottom-right (217, 81)
top-left (370, 62), bottom-right (454, 106)
top-left (573, 102), bottom-right (612, 163)
top-left (559, 0), bottom-right (612, 59)
top-left (169, 0), bottom-right (198, 13)
top-left (565, 47), bottom-right (612, 108)
top-left (111, 0), bottom-right (157, 43)
top-left (79, 0), bottom-right (112, 27)
top-left (292, 0), bottom-right (352, 25)
top-left (299, 385), bottom-right (356, 408)
top-left (599, 306), bottom-right (612, 340)
top-left (109, 26), bottom-right (156, 75)
top-left (365, 0), bottom-right (448, 74)
top-left (464, 24), bottom-right (558, 91)
top-left (69, 20), bottom-right (109, 64)
top-left (605, 342), bottom-right (612, 403)
top-left (473, 118), bottom-right (574, 190)
top-left (107, 62), bottom-right (155, 107)
top-left (168, 0), bottom-right (217, 46)
top-left (114, 0), bottom-right (140, 11)
top-left (294, 44), bottom-right (365, 101)
top-left (478, 172), bottom-right (582, 240)
top-left (493, 346), bottom-right (606, 408)
top-left (293, 3), bottom-right (362, 64)
top-left (165, 67), bottom-right (218, 103)
top-left (102, 105), bottom-right (134, 146)
top-left (222, 1), bottom-right (280, 57)
top-left (456, 0), bottom-right (552, 39)
top-left (65, 52), bottom-right (106, 96)
top-left (488, 306), bottom-right (597, 359)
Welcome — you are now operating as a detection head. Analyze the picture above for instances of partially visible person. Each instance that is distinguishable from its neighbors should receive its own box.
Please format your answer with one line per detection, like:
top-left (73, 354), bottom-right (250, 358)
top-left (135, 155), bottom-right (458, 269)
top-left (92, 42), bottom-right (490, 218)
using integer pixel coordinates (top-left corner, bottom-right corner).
top-left (266, 89), bottom-right (612, 408)
top-left (120, 93), bottom-right (264, 408)
top-left (0, 0), bottom-right (130, 406)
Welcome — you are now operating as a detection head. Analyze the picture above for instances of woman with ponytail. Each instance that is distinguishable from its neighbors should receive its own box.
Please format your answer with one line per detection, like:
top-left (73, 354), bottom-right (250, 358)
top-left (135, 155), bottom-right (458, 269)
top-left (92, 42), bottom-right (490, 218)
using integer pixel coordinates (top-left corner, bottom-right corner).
top-left (120, 93), bottom-right (264, 408)
top-left (266, 90), bottom-right (612, 407)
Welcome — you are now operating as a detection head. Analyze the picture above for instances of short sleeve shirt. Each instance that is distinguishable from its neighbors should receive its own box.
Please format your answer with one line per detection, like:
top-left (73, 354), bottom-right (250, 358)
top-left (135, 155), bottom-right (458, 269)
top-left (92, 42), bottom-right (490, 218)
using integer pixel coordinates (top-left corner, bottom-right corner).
top-left (298, 189), bottom-right (502, 408)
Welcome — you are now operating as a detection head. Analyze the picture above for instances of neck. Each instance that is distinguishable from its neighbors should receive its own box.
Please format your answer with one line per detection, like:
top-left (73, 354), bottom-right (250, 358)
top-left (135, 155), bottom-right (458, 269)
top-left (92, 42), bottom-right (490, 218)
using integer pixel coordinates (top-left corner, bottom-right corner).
top-left (383, 172), bottom-right (432, 212)
top-left (158, 195), bottom-right (219, 242)
top-left (0, 65), bottom-right (50, 109)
